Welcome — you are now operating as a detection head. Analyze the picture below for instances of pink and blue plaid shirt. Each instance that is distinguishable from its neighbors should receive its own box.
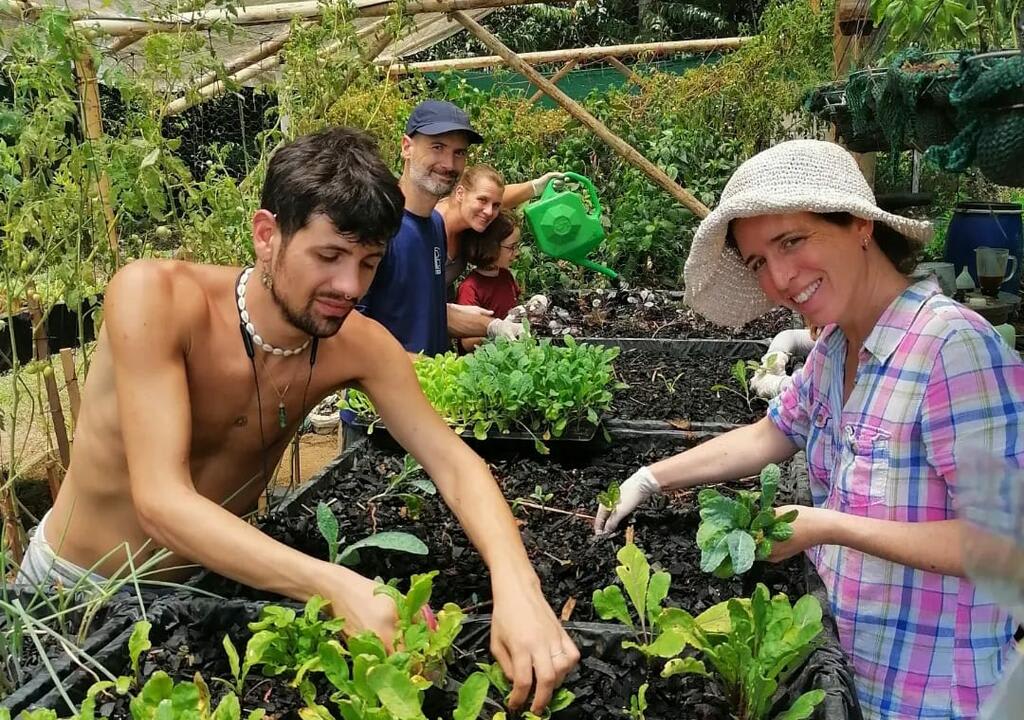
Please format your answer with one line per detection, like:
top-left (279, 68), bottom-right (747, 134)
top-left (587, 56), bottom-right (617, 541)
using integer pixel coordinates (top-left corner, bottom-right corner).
top-left (768, 279), bottom-right (1022, 719)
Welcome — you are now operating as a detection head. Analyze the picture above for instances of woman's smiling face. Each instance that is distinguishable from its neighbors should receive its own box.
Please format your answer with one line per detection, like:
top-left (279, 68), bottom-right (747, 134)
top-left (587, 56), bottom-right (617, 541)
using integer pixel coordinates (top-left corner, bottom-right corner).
top-left (732, 211), bottom-right (872, 328)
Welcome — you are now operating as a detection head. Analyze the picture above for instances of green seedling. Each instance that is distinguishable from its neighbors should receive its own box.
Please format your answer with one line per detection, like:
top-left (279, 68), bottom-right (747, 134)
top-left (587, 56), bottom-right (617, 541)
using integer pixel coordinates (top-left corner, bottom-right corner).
top-left (315, 501), bottom-right (428, 566)
top-left (597, 481), bottom-right (621, 513)
top-left (660, 584), bottom-right (826, 720)
top-left (367, 455), bottom-right (437, 520)
top-left (478, 662), bottom-right (575, 720)
top-left (529, 484), bottom-right (554, 505)
top-left (626, 683), bottom-right (649, 720)
top-left (710, 358), bottom-right (762, 410)
top-left (696, 464), bottom-right (798, 578)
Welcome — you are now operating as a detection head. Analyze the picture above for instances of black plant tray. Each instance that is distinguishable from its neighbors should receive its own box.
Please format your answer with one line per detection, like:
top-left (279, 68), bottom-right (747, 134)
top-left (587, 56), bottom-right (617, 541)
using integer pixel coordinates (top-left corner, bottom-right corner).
top-left (2, 590), bottom-right (142, 716)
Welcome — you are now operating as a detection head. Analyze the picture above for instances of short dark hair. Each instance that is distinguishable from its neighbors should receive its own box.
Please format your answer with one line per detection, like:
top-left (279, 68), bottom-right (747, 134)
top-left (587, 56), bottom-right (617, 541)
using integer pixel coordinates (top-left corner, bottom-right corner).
top-left (464, 211), bottom-right (518, 268)
top-left (261, 127), bottom-right (404, 246)
top-left (725, 211), bottom-right (922, 275)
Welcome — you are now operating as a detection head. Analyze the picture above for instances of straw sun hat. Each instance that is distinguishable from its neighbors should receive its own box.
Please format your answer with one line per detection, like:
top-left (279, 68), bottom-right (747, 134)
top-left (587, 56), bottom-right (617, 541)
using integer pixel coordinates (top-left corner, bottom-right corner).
top-left (682, 139), bottom-right (933, 328)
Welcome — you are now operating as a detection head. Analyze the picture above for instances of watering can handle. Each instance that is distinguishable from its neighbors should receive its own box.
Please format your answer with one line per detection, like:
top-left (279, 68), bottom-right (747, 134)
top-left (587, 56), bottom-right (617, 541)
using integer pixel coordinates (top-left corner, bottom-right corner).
top-left (564, 172), bottom-right (603, 219)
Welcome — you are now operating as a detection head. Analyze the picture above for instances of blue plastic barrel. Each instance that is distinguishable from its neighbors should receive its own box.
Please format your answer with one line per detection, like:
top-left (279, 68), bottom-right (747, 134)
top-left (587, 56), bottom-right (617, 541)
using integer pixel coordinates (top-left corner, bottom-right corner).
top-left (944, 202), bottom-right (1023, 296)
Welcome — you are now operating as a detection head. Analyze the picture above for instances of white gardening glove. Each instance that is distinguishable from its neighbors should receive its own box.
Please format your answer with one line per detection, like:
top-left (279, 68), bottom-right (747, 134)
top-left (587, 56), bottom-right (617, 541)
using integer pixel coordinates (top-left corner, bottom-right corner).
top-left (749, 349), bottom-right (791, 400)
top-left (506, 304), bottom-right (529, 323)
top-left (486, 318), bottom-right (525, 340)
top-left (530, 171), bottom-right (566, 197)
top-left (750, 372), bottom-right (793, 399)
top-left (593, 466), bottom-right (662, 535)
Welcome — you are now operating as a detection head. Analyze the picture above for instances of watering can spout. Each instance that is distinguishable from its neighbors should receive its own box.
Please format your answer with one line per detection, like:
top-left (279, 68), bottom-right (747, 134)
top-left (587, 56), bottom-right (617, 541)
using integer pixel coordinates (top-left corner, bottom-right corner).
top-left (523, 172), bottom-right (617, 278)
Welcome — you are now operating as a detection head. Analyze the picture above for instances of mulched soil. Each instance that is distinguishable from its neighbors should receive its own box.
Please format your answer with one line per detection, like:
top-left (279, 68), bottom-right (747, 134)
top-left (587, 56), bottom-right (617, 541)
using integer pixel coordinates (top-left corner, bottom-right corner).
top-left (537, 289), bottom-right (796, 340)
top-left (610, 348), bottom-right (769, 424)
top-left (198, 440), bottom-right (809, 621)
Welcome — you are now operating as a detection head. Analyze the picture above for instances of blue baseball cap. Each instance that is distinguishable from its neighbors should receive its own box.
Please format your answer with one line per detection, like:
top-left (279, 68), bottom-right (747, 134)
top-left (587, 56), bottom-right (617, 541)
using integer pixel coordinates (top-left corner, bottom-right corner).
top-left (404, 100), bottom-right (483, 144)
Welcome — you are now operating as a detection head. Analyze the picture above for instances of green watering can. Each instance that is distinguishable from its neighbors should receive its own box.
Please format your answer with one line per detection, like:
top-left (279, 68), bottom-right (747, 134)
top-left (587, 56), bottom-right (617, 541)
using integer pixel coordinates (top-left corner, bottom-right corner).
top-left (523, 172), bottom-right (618, 280)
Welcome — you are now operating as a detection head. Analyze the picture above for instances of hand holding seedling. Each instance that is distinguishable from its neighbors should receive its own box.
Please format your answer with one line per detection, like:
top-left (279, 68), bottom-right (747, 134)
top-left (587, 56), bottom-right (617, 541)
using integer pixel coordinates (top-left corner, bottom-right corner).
top-left (593, 466), bottom-right (661, 534)
top-left (320, 571), bottom-right (402, 649)
top-left (765, 504), bottom-right (836, 563)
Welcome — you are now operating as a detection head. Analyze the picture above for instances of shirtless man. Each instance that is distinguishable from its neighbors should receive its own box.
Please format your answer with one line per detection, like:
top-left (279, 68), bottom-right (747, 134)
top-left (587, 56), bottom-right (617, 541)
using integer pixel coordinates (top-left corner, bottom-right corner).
top-left (15, 127), bottom-right (578, 712)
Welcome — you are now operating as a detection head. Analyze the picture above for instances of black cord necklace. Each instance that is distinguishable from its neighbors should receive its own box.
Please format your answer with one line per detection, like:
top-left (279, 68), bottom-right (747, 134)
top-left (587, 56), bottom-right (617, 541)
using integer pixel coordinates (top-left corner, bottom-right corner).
top-left (235, 268), bottom-right (319, 487)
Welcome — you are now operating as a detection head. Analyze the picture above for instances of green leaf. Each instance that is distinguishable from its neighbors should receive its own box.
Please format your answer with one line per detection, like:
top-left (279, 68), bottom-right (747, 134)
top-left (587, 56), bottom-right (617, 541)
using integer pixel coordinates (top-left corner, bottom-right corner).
top-left (242, 630), bottom-right (277, 677)
top-left (645, 571), bottom-right (671, 626)
top-left (760, 464), bottom-right (780, 508)
top-left (700, 535), bottom-right (731, 574)
top-left (774, 689), bottom-right (826, 720)
top-left (641, 627), bottom-right (690, 658)
top-left (211, 693), bottom-right (241, 720)
top-left (549, 688), bottom-right (575, 713)
top-left (319, 640), bottom-right (351, 690)
top-left (223, 635), bottom-right (240, 686)
top-left (775, 508), bottom-right (800, 524)
top-left (349, 632), bottom-right (387, 661)
top-left (316, 502), bottom-right (340, 564)
top-left (131, 672), bottom-right (174, 719)
top-left (129, 620), bottom-right (152, 678)
top-left (592, 585), bottom-right (634, 628)
top-left (338, 531), bottom-right (428, 565)
top-left (615, 543), bottom-right (651, 623)
top-left (366, 664), bottom-right (427, 720)
top-left (661, 657), bottom-right (709, 678)
top-left (140, 147), bottom-right (161, 168)
top-left (726, 529), bottom-right (757, 575)
top-left (409, 479), bottom-right (436, 495)
top-left (768, 522), bottom-right (794, 541)
top-left (452, 671), bottom-right (490, 720)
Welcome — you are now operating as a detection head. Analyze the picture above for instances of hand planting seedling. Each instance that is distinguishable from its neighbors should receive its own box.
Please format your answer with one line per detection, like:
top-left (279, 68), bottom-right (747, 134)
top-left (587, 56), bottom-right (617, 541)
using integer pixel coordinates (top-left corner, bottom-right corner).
top-left (696, 463), bottom-right (798, 578)
top-left (476, 662), bottom-right (575, 720)
top-left (660, 584), bottom-right (826, 720)
top-left (597, 481), bottom-right (621, 514)
top-left (316, 501), bottom-right (428, 566)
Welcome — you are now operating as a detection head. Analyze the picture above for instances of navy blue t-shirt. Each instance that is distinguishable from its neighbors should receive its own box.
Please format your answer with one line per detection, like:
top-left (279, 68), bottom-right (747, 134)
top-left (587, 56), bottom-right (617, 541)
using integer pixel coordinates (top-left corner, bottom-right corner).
top-left (359, 209), bottom-right (448, 356)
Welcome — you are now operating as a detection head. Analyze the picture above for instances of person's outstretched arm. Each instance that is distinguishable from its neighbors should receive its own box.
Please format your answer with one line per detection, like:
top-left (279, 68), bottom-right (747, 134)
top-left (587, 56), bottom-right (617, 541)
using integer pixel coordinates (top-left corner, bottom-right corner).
top-left (354, 315), bottom-right (579, 714)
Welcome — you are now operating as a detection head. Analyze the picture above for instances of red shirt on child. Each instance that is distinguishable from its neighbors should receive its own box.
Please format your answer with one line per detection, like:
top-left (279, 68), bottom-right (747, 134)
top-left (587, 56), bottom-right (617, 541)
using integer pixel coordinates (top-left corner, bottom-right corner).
top-left (455, 269), bottom-right (520, 320)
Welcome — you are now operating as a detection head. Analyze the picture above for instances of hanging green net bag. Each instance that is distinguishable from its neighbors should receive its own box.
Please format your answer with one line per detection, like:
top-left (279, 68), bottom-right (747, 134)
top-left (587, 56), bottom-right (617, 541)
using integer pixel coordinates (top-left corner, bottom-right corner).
top-left (877, 49), bottom-right (961, 152)
top-left (926, 51), bottom-right (1024, 186)
top-left (843, 68), bottom-right (889, 152)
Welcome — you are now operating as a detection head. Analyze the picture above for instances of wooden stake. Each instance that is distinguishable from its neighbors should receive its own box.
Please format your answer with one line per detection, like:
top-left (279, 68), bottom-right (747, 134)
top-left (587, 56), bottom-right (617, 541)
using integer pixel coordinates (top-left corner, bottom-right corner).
top-left (453, 11), bottom-right (710, 218)
top-left (605, 55), bottom-right (641, 85)
top-left (383, 36), bottom-right (750, 73)
top-left (73, 51), bottom-right (120, 258)
top-left (77, 0), bottom-right (571, 36)
top-left (27, 297), bottom-right (71, 470)
top-left (45, 454), bottom-right (62, 503)
top-left (290, 432), bottom-right (301, 487)
top-left (59, 349), bottom-right (81, 430)
top-left (527, 59), bottom-right (576, 105)
top-left (1, 481), bottom-right (25, 567)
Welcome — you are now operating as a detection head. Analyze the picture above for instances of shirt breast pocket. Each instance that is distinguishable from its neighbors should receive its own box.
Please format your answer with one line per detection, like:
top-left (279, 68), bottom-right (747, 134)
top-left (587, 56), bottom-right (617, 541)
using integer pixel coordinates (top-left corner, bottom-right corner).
top-left (836, 423), bottom-right (891, 508)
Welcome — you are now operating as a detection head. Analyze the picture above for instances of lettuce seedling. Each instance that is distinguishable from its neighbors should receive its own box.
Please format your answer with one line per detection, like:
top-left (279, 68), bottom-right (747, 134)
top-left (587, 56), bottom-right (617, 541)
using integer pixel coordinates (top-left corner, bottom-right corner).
top-left (660, 583), bottom-right (826, 720)
top-left (315, 501), bottom-right (428, 566)
top-left (626, 683), bottom-right (649, 720)
top-left (710, 358), bottom-right (762, 410)
top-left (597, 481), bottom-right (621, 513)
top-left (242, 595), bottom-right (345, 681)
top-left (126, 671), bottom-right (265, 720)
top-left (696, 464), bottom-right (798, 578)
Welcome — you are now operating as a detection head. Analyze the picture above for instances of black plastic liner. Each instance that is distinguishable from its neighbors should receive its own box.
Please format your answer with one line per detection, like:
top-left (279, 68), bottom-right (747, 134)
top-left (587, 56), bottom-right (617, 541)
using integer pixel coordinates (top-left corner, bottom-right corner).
top-left (1, 590), bottom-right (142, 715)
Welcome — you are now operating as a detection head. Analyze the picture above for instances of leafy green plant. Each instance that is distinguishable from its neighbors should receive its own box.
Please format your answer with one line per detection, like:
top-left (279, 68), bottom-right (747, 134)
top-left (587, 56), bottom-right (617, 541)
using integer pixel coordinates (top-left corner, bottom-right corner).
top-left (340, 333), bottom-right (624, 453)
top-left (366, 454), bottom-right (437, 519)
top-left (477, 662), bottom-right (575, 720)
top-left (626, 683), bottom-right (649, 720)
top-left (242, 595), bottom-right (346, 681)
top-left (315, 501), bottom-right (429, 566)
top-left (591, 543), bottom-right (690, 659)
top-left (597, 482), bottom-right (621, 513)
top-left (661, 584), bottom-right (826, 720)
top-left (870, 0), bottom-right (1021, 53)
top-left (710, 359), bottom-right (762, 410)
top-left (696, 464), bottom-right (798, 578)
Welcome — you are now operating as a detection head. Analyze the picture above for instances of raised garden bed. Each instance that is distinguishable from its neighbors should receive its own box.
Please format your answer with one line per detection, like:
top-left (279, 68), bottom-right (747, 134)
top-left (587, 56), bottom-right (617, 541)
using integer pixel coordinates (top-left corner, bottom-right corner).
top-left (538, 289), bottom-right (797, 341)
top-left (196, 439), bottom-right (811, 622)
top-left (599, 339), bottom-right (771, 425)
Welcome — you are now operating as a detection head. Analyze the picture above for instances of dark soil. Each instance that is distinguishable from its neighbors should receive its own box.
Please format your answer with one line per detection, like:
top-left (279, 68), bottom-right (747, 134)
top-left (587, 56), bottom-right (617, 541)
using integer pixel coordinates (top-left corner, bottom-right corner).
top-left (538, 289), bottom-right (796, 340)
top-left (610, 348), bottom-right (769, 424)
top-left (198, 440), bottom-right (808, 621)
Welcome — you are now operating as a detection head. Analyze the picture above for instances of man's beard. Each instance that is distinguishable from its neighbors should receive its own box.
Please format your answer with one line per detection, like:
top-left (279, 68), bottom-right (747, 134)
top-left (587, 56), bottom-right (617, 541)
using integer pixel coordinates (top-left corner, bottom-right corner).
top-left (409, 161), bottom-right (456, 197)
top-left (270, 282), bottom-right (346, 339)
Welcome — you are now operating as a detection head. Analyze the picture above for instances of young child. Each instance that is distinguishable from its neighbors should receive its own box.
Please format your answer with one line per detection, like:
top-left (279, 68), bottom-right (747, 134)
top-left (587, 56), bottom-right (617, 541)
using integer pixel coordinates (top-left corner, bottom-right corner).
top-left (456, 211), bottom-right (546, 351)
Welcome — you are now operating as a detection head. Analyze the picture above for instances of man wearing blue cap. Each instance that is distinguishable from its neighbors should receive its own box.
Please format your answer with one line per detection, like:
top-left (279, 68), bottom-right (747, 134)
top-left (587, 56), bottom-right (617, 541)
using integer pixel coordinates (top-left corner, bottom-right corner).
top-left (359, 100), bottom-right (523, 355)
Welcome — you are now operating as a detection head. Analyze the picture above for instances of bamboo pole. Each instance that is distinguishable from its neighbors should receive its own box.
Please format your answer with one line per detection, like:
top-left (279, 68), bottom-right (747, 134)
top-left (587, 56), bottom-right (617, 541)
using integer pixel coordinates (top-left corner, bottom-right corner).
top-left (527, 59), bottom-right (576, 105)
top-left (27, 295), bottom-right (71, 471)
top-left (74, 51), bottom-right (120, 258)
top-left (188, 24), bottom-right (303, 94)
top-left (45, 456), bottom-right (62, 505)
top-left (108, 32), bottom-right (145, 53)
top-left (164, 21), bottom-right (387, 117)
top-left (383, 36), bottom-right (751, 73)
top-left (605, 55), bottom-right (641, 85)
top-left (59, 349), bottom-right (81, 430)
top-left (75, 0), bottom-right (569, 36)
top-left (453, 11), bottom-right (710, 218)
top-left (1, 483), bottom-right (24, 566)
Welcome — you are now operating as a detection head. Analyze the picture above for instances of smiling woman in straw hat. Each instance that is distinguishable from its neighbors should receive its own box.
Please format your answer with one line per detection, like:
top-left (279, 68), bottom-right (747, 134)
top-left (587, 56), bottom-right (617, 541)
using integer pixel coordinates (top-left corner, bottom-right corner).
top-left (592, 139), bottom-right (1024, 719)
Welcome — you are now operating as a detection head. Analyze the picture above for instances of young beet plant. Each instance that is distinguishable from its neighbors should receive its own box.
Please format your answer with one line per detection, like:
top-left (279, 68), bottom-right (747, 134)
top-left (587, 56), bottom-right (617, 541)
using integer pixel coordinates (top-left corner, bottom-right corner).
top-left (476, 661), bottom-right (574, 720)
top-left (661, 584), bottom-right (826, 720)
top-left (316, 501), bottom-right (428, 566)
top-left (697, 464), bottom-right (798, 578)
